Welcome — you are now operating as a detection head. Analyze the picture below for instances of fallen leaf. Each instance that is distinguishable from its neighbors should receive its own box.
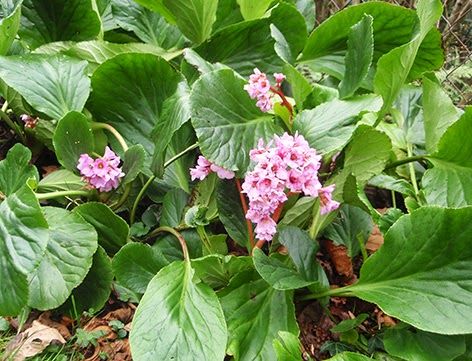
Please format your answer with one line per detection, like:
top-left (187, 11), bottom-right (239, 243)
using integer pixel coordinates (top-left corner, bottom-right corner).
top-left (366, 224), bottom-right (384, 253)
top-left (3, 321), bottom-right (65, 361)
top-left (37, 312), bottom-right (71, 339)
top-left (324, 239), bottom-right (355, 281)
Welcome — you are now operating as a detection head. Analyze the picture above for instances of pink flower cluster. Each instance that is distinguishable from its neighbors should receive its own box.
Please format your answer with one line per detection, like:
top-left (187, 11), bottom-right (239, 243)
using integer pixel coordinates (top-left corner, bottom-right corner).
top-left (77, 147), bottom-right (125, 192)
top-left (244, 68), bottom-right (286, 112)
top-left (242, 133), bottom-right (340, 242)
top-left (190, 155), bottom-right (235, 181)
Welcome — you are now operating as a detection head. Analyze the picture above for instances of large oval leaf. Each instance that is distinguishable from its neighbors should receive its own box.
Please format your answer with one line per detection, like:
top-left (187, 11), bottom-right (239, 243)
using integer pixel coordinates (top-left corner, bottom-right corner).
top-left (219, 270), bottom-right (298, 361)
top-left (73, 202), bottom-right (129, 255)
top-left (28, 207), bottom-right (98, 310)
top-left (383, 328), bottom-right (465, 361)
top-left (191, 68), bottom-right (281, 173)
top-left (293, 94), bottom-right (382, 155)
top-left (300, 2), bottom-right (443, 82)
top-left (0, 54), bottom-right (90, 119)
top-left (65, 246), bottom-right (113, 315)
top-left (348, 207), bottom-right (472, 334)
top-left (19, 0), bottom-right (101, 49)
top-left (195, 3), bottom-right (306, 76)
top-left (0, 186), bottom-right (49, 316)
top-left (53, 111), bottom-right (95, 171)
top-left (112, 243), bottom-right (168, 294)
top-left (88, 53), bottom-right (184, 156)
top-left (130, 261), bottom-right (227, 361)
top-left (111, 0), bottom-right (184, 49)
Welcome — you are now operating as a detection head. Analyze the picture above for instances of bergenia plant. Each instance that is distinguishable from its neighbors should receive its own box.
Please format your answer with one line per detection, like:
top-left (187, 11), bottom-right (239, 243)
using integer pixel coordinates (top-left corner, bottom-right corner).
top-left (0, 0), bottom-right (471, 360)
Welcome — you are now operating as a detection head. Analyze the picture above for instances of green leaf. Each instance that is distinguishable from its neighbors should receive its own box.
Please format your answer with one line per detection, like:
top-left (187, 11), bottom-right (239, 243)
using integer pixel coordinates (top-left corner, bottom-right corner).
top-left (293, 95), bottom-right (382, 155)
top-left (219, 270), bottom-right (298, 361)
top-left (374, 0), bottom-right (443, 117)
top-left (28, 207), bottom-right (98, 310)
top-left (455, 335), bottom-right (472, 361)
top-left (152, 230), bottom-right (202, 263)
top-left (34, 40), bottom-right (181, 69)
top-left (282, 64), bottom-right (312, 107)
top-left (112, 243), bottom-right (168, 294)
top-left (331, 314), bottom-right (368, 333)
top-left (216, 178), bottom-right (250, 248)
top-left (0, 0), bottom-right (22, 55)
top-left (278, 226), bottom-right (328, 286)
top-left (37, 169), bottom-right (85, 193)
top-left (323, 205), bottom-right (373, 258)
top-left (422, 74), bottom-right (463, 153)
top-left (65, 246), bottom-right (113, 315)
top-left (196, 4), bottom-right (305, 76)
top-left (339, 15), bottom-right (373, 99)
top-left (383, 328), bottom-right (465, 361)
top-left (111, 0), bottom-right (184, 49)
top-left (150, 80), bottom-right (191, 177)
top-left (0, 143), bottom-right (38, 196)
top-left (96, 0), bottom-right (116, 31)
top-left (273, 331), bottom-right (302, 361)
top-left (325, 353), bottom-right (372, 361)
top-left (122, 145), bottom-right (146, 184)
top-left (89, 53), bottom-right (184, 157)
top-left (19, 0), bottom-right (101, 49)
top-left (53, 111), bottom-right (95, 171)
top-left (192, 254), bottom-right (253, 289)
top-left (191, 68), bottom-right (281, 173)
top-left (368, 174), bottom-right (415, 197)
top-left (130, 261), bottom-right (227, 361)
top-left (342, 125), bottom-right (392, 183)
top-left (162, 0), bottom-right (218, 44)
top-left (237, 0), bottom-right (272, 20)
top-left (423, 109), bottom-right (472, 207)
top-left (132, 0), bottom-right (216, 44)
top-left (0, 186), bottom-right (49, 316)
top-left (253, 249), bottom-right (316, 290)
top-left (347, 207), bottom-right (472, 334)
top-left (279, 196), bottom-right (315, 228)
top-left (0, 54), bottom-right (90, 119)
top-left (73, 202), bottom-right (129, 255)
top-left (160, 188), bottom-right (188, 227)
top-left (300, 2), bottom-right (443, 84)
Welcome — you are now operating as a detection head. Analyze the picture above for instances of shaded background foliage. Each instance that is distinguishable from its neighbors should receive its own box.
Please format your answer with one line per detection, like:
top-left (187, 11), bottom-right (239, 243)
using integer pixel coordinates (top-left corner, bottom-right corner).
top-left (314, 0), bottom-right (472, 107)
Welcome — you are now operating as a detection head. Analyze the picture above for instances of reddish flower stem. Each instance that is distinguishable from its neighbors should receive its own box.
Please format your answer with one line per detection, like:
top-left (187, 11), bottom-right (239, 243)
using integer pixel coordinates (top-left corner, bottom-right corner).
top-left (270, 86), bottom-right (293, 121)
top-left (235, 178), bottom-right (255, 249)
top-left (271, 202), bottom-right (284, 223)
top-left (253, 239), bottom-right (266, 253)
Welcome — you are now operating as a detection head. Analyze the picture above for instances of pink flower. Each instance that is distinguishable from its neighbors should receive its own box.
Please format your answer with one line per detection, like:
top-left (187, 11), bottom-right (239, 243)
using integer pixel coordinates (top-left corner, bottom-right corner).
top-left (244, 69), bottom-right (286, 113)
top-left (274, 73), bottom-right (286, 87)
top-left (77, 147), bottom-right (124, 192)
top-left (255, 216), bottom-right (277, 242)
top-left (77, 154), bottom-right (95, 178)
top-left (242, 132), bottom-right (339, 242)
top-left (210, 163), bottom-right (235, 180)
top-left (190, 155), bottom-right (212, 181)
top-left (190, 155), bottom-right (234, 181)
top-left (318, 185), bottom-right (340, 215)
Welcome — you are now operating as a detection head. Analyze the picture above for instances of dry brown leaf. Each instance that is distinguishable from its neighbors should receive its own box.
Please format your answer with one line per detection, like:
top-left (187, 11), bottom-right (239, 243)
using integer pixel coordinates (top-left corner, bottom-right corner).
top-left (41, 165), bottom-right (59, 177)
top-left (3, 321), bottom-right (66, 361)
top-left (366, 224), bottom-right (384, 253)
top-left (37, 312), bottom-right (71, 339)
top-left (324, 239), bottom-right (354, 280)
